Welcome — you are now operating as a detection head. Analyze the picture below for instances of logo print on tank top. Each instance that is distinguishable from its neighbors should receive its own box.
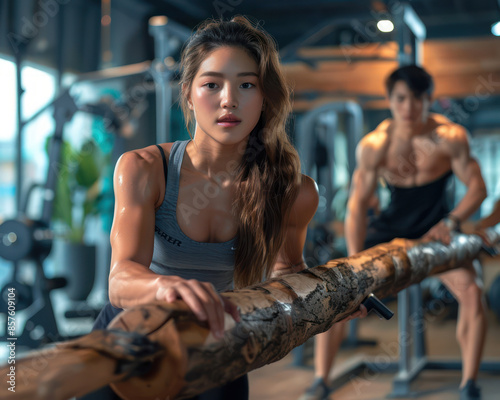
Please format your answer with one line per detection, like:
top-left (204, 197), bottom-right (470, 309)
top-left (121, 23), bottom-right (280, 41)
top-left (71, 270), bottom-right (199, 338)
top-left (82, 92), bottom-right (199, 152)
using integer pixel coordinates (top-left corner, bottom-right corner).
top-left (155, 226), bottom-right (182, 247)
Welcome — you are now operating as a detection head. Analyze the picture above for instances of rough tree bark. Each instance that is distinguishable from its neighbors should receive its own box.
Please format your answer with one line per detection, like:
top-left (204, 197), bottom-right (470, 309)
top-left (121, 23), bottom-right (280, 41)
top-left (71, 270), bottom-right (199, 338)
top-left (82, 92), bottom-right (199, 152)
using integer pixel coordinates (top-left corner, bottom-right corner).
top-left (1, 233), bottom-right (496, 400)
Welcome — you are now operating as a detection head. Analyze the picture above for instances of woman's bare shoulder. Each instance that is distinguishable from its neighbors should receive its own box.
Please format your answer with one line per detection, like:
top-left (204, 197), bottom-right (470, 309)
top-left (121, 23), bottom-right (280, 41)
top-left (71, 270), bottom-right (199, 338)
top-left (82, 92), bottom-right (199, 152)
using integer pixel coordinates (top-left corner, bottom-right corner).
top-left (114, 143), bottom-right (174, 206)
top-left (116, 143), bottom-right (173, 174)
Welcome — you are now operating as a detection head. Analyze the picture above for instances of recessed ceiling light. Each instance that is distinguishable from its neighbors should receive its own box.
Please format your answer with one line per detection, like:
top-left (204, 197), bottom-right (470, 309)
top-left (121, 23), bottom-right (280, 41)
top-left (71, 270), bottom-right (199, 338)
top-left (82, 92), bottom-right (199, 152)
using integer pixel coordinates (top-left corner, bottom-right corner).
top-left (492, 21), bottom-right (500, 36)
top-left (377, 20), bottom-right (394, 33)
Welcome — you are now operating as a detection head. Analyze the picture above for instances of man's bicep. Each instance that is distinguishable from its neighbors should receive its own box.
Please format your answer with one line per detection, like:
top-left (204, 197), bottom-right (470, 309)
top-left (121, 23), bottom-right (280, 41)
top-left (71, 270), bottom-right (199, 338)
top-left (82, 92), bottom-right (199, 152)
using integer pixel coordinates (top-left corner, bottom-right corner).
top-left (448, 131), bottom-right (486, 196)
top-left (351, 136), bottom-right (381, 203)
top-left (452, 157), bottom-right (485, 189)
top-left (350, 166), bottom-right (378, 206)
top-left (449, 126), bottom-right (474, 183)
top-left (449, 134), bottom-right (479, 186)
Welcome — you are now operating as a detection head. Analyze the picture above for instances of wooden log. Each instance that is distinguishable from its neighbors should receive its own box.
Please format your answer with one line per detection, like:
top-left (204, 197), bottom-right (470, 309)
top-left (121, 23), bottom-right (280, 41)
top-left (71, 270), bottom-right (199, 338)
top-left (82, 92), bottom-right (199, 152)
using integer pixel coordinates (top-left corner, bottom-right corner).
top-left (1, 232), bottom-right (497, 400)
top-left (3, 330), bottom-right (165, 400)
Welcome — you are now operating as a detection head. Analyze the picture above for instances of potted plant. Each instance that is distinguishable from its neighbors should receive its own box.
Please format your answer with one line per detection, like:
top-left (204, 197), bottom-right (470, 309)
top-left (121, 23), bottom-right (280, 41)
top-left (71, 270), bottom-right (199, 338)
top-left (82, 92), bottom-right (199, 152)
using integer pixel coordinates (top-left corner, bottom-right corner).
top-left (48, 137), bottom-right (107, 301)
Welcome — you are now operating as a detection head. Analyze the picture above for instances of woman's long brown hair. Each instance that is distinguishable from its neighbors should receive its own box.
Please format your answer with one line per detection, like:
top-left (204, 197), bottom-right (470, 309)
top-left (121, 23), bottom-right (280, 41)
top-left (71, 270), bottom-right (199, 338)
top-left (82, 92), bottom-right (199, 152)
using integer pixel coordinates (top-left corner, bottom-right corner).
top-left (179, 16), bottom-right (301, 288)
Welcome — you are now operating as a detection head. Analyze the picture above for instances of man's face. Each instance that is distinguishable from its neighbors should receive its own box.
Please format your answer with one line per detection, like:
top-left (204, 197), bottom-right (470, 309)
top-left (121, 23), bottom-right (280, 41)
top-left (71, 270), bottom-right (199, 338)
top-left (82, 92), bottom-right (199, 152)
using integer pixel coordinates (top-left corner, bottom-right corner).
top-left (389, 81), bottom-right (431, 128)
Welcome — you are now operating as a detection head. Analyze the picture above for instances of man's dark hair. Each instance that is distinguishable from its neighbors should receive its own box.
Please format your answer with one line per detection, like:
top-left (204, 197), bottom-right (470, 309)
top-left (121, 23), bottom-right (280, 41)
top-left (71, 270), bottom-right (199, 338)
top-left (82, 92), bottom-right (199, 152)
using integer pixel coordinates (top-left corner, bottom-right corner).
top-left (385, 65), bottom-right (434, 98)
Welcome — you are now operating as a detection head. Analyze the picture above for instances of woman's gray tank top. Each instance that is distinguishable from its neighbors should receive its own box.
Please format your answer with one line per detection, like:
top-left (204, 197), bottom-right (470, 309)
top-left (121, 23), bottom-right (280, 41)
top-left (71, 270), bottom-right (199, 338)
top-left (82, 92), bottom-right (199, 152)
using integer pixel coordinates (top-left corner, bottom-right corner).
top-left (149, 140), bottom-right (236, 292)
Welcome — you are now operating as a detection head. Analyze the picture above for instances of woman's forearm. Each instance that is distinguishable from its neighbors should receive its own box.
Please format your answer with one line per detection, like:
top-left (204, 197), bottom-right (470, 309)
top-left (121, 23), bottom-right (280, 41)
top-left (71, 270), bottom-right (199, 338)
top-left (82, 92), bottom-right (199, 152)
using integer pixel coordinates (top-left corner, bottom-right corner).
top-left (108, 261), bottom-right (172, 309)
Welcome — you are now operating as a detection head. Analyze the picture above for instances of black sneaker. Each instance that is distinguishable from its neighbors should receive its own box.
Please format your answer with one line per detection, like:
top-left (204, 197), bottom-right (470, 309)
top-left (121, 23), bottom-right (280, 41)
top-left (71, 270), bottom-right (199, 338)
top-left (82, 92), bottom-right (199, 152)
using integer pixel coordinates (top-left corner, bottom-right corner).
top-left (299, 377), bottom-right (332, 400)
top-left (459, 379), bottom-right (481, 400)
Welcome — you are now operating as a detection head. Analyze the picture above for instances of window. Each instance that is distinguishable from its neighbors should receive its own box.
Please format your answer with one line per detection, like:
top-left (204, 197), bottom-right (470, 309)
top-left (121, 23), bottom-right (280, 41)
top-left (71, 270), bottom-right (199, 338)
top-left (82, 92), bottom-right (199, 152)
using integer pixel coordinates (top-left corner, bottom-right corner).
top-left (0, 56), bottom-right (56, 287)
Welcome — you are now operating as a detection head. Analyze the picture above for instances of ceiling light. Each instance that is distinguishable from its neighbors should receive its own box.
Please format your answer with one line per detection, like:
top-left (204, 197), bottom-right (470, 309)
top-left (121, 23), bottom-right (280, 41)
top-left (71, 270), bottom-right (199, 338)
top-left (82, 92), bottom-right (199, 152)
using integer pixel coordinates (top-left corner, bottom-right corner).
top-left (492, 21), bottom-right (500, 36)
top-left (377, 19), bottom-right (394, 33)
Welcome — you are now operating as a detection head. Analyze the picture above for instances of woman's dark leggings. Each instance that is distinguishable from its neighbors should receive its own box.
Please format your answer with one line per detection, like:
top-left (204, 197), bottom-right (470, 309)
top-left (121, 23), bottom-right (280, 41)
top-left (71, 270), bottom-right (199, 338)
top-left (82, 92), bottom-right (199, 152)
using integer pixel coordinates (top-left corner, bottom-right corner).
top-left (78, 303), bottom-right (249, 400)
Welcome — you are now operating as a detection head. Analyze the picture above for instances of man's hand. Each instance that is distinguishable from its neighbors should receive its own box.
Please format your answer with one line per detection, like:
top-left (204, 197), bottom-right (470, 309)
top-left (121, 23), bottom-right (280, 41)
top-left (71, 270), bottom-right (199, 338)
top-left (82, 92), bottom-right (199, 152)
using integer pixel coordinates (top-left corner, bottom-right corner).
top-left (423, 219), bottom-right (453, 244)
top-left (339, 304), bottom-right (368, 323)
top-left (461, 220), bottom-right (494, 247)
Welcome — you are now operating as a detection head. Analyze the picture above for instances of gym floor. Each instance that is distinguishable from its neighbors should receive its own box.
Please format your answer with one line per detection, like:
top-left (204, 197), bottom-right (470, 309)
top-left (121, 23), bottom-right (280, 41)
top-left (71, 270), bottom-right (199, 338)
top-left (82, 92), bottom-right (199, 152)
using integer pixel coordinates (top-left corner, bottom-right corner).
top-left (249, 258), bottom-right (500, 400)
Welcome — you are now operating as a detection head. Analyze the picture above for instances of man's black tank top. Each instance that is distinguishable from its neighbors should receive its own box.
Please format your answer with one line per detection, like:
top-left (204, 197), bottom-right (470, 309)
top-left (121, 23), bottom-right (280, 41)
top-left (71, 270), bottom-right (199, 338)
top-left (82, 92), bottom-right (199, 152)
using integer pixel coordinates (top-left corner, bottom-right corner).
top-left (364, 170), bottom-right (453, 249)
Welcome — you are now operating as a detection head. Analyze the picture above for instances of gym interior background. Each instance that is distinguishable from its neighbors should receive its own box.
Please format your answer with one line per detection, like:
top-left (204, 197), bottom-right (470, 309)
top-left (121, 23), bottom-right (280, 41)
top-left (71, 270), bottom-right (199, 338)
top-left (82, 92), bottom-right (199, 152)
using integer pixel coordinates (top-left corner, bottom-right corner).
top-left (0, 0), bottom-right (499, 399)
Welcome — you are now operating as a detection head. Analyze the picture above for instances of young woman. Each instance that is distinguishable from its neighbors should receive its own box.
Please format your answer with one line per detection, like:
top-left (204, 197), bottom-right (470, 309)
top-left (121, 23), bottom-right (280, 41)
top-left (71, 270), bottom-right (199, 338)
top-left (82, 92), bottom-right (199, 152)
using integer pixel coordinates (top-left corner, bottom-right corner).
top-left (87, 16), bottom-right (319, 400)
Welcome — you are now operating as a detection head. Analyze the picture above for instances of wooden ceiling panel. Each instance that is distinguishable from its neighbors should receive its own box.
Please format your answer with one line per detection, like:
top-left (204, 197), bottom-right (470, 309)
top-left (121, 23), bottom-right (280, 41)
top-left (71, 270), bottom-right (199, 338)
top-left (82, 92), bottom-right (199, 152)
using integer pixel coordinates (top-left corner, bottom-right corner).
top-left (285, 37), bottom-right (500, 110)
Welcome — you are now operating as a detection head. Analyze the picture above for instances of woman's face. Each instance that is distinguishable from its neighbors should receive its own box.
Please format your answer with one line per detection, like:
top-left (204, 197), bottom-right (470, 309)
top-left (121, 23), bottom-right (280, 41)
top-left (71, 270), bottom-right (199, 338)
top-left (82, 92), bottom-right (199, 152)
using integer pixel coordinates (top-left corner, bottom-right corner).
top-left (187, 46), bottom-right (264, 146)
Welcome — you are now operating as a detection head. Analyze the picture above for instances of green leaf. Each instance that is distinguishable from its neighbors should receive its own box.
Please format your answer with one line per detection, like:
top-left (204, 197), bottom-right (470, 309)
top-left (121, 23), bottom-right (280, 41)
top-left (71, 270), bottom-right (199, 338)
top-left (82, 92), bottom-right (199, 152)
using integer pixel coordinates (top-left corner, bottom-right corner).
top-left (75, 140), bottom-right (101, 188)
top-left (52, 175), bottom-right (72, 228)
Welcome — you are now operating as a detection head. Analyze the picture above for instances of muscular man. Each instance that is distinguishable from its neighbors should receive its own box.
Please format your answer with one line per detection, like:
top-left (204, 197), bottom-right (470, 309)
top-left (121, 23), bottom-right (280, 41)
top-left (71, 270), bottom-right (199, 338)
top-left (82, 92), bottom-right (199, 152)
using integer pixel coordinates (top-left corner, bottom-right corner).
top-left (302, 65), bottom-right (487, 400)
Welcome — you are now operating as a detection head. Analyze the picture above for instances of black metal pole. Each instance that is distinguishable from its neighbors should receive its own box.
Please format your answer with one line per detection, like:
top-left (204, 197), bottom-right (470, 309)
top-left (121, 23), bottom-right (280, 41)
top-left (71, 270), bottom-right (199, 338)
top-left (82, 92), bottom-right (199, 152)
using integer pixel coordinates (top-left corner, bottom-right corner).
top-left (14, 51), bottom-right (24, 216)
top-left (41, 91), bottom-right (78, 225)
top-left (148, 16), bottom-right (191, 144)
